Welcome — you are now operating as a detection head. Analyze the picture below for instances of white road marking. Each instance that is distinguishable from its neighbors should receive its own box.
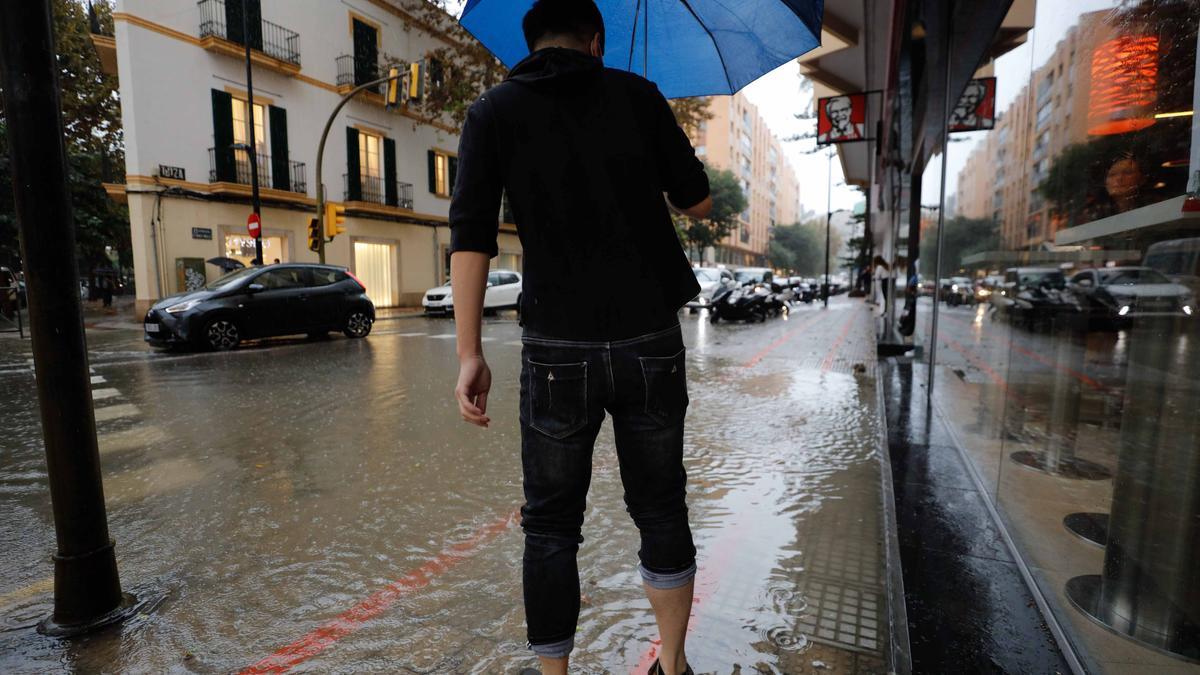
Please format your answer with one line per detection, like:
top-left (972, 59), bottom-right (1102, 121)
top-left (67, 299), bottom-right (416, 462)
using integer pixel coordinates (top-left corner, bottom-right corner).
top-left (91, 388), bottom-right (121, 401)
top-left (395, 332), bottom-right (428, 337)
top-left (430, 334), bottom-right (457, 339)
top-left (94, 404), bottom-right (139, 422)
top-left (480, 337), bottom-right (496, 343)
top-left (98, 425), bottom-right (168, 455)
top-left (0, 577), bottom-right (53, 609)
top-left (90, 375), bottom-right (106, 384)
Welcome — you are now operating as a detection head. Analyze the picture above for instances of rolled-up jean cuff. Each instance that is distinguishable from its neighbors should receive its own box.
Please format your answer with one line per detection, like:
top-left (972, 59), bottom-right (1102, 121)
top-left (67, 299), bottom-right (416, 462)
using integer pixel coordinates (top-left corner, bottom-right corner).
top-left (529, 635), bottom-right (574, 658)
top-left (639, 562), bottom-right (697, 590)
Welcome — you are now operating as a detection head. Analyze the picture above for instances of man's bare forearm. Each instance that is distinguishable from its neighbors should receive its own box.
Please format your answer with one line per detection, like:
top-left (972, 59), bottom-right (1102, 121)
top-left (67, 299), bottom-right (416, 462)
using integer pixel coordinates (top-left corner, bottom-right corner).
top-left (451, 251), bottom-right (490, 361)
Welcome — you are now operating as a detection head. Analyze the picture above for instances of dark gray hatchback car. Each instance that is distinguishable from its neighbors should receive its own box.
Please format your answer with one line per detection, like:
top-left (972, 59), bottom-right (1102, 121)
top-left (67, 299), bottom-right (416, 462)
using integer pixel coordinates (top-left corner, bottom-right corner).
top-left (144, 263), bottom-right (375, 351)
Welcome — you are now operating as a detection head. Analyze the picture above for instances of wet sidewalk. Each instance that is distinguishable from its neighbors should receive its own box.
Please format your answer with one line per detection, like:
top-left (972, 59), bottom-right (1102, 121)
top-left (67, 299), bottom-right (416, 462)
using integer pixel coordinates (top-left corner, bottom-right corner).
top-left (0, 298), bottom-right (896, 673)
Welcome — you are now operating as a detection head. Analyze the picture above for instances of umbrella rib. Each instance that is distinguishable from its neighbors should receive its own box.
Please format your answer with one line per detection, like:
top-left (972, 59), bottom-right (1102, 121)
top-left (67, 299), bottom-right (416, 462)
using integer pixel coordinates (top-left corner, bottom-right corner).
top-left (627, 0), bottom-right (642, 72)
top-left (677, 0), bottom-right (734, 93)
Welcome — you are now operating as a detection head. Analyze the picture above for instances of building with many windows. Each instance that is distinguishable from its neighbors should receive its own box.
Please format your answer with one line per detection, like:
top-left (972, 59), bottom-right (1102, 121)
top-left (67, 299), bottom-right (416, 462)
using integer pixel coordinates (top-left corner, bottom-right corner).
top-left (102, 0), bottom-right (521, 311)
top-left (687, 93), bottom-right (800, 266)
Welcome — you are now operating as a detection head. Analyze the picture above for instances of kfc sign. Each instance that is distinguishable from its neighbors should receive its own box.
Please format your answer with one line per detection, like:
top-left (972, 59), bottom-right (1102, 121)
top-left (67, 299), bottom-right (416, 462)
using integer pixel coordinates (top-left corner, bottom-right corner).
top-left (949, 78), bottom-right (997, 132)
top-left (816, 93), bottom-right (868, 145)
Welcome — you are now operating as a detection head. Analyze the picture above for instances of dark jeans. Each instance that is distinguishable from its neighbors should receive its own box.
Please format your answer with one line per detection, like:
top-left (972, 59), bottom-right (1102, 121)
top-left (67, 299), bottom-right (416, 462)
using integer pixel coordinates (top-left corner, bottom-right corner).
top-left (519, 322), bottom-right (697, 658)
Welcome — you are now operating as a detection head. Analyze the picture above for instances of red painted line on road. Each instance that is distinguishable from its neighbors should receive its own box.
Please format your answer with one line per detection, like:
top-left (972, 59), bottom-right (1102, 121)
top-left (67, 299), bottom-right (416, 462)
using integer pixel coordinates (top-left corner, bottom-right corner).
top-left (941, 335), bottom-right (1010, 393)
top-left (819, 313), bottom-right (858, 373)
top-left (240, 507), bottom-right (520, 674)
top-left (939, 314), bottom-right (1107, 392)
top-left (741, 311), bottom-right (825, 369)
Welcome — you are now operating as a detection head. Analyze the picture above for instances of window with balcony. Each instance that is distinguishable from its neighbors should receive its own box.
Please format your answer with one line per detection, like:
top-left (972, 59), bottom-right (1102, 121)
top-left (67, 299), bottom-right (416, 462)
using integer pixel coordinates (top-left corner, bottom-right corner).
top-left (209, 89), bottom-right (304, 193)
top-left (344, 127), bottom-right (411, 208)
top-left (197, 0), bottom-right (300, 68)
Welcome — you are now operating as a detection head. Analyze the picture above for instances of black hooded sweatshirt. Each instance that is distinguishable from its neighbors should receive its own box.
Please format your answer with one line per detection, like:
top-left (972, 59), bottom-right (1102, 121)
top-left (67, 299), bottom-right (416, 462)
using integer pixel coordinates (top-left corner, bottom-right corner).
top-left (449, 47), bottom-right (708, 341)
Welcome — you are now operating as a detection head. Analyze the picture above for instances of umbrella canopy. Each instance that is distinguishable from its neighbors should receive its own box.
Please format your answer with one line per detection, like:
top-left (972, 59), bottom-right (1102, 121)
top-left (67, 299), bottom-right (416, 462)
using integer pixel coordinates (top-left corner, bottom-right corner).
top-left (459, 0), bottom-right (823, 99)
top-left (206, 256), bottom-right (245, 271)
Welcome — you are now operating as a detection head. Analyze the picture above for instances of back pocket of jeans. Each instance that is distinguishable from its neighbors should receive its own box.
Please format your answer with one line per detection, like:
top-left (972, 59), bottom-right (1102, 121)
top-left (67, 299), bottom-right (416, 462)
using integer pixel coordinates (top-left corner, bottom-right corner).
top-left (528, 359), bottom-right (588, 439)
top-left (639, 348), bottom-right (688, 427)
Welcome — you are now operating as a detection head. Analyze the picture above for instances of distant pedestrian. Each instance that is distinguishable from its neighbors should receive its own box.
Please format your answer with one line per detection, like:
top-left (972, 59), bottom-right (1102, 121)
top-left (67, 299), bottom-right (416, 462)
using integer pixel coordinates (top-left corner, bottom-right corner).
top-left (273, 258), bottom-right (280, 265)
top-left (872, 256), bottom-right (891, 312)
top-left (447, 2), bottom-right (709, 673)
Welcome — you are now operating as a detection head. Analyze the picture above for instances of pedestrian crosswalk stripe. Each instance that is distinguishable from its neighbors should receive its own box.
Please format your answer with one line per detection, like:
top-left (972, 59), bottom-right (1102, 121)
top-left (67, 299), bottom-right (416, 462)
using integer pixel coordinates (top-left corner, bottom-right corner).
top-left (91, 388), bottom-right (121, 401)
top-left (90, 375), bottom-right (106, 384)
top-left (430, 334), bottom-right (457, 339)
top-left (395, 332), bottom-right (428, 337)
top-left (94, 404), bottom-right (139, 422)
top-left (98, 425), bottom-right (168, 455)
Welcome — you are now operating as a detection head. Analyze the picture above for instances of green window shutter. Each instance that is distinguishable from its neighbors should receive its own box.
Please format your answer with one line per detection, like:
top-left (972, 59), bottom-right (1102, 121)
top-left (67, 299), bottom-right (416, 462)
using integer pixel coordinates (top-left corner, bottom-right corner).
top-left (211, 89), bottom-right (235, 182)
top-left (269, 106), bottom-right (289, 191)
top-left (383, 137), bottom-right (398, 207)
top-left (427, 149), bottom-right (436, 194)
top-left (224, 0), bottom-right (261, 49)
top-left (352, 19), bottom-right (378, 86)
top-left (448, 156), bottom-right (458, 196)
top-left (346, 127), bottom-right (361, 201)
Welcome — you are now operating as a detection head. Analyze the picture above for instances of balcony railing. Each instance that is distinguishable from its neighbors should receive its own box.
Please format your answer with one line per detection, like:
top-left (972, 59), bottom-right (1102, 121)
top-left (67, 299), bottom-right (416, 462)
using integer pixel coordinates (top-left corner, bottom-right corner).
top-left (198, 0), bottom-right (301, 66)
top-left (209, 147), bottom-right (307, 194)
top-left (335, 54), bottom-right (387, 95)
top-left (343, 173), bottom-right (414, 210)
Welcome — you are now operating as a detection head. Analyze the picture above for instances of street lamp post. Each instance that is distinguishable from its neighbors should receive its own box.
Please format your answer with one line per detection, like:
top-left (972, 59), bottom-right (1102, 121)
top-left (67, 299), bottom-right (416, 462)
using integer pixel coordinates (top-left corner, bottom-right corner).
top-left (242, 2), bottom-right (263, 265)
top-left (824, 149), bottom-right (833, 308)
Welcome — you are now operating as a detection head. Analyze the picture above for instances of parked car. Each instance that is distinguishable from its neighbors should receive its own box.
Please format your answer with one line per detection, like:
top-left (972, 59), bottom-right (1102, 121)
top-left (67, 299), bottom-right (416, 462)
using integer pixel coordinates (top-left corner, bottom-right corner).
top-left (993, 267), bottom-right (1080, 329)
top-left (687, 266), bottom-right (734, 310)
top-left (942, 276), bottom-right (975, 306)
top-left (733, 267), bottom-right (774, 286)
top-left (422, 269), bottom-right (522, 316)
top-left (143, 263), bottom-right (374, 351)
top-left (1143, 237), bottom-right (1200, 298)
top-left (1069, 266), bottom-right (1194, 325)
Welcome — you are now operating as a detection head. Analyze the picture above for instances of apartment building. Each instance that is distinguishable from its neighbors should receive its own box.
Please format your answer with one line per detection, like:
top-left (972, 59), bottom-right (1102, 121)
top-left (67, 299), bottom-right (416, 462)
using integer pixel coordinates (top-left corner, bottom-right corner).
top-left (955, 11), bottom-right (1107, 249)
top-left (688, 93), bottom-right (800, 266)
top-left (102, 0), bottom-right (521, 311)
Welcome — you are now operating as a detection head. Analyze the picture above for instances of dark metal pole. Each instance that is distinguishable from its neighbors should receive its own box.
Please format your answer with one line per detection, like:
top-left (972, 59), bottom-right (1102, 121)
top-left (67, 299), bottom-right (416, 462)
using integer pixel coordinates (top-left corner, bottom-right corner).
top-left (824, 149), bottom-right (833, 308)
top-left (0, 0), bottom-right (135, 635)
top-left (243, 3), bottom-right (263, 265)
top-left (928, 1), bottom-right (955, 405)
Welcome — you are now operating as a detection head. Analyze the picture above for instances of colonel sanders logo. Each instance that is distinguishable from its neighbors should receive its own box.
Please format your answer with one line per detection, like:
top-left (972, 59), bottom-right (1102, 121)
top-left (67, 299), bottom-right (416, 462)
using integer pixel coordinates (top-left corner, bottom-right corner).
top-left (817, 94), bottom-right (867, 144)
top-left (948, 78), bottom-right (996, 132)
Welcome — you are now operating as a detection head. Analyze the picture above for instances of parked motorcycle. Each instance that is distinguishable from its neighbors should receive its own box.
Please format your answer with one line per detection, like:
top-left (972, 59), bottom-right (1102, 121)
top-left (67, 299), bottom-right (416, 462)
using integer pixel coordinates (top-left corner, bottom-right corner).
top-left (709, 280), bottom-right (770, 323)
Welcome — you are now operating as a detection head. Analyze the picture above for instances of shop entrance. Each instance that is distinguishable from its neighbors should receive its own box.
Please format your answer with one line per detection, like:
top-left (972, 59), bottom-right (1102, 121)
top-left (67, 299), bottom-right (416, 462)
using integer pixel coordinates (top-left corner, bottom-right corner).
top-left (353, 241), bottom-right (397, 307)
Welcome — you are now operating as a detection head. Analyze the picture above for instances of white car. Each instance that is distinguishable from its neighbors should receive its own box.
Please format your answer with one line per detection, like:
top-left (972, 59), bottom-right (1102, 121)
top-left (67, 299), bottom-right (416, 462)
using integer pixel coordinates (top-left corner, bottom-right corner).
top-left (687, 266), bottom-right (734, 309)
top-left (422, 269), bottom-right (522, 315)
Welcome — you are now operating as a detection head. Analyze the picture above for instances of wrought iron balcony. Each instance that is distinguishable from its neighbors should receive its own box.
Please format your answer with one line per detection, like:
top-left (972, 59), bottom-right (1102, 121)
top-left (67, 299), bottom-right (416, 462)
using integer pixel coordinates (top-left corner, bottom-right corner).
top-left (343, 173), bottom-right (414, 210)
top-left (335, 54), bottom-right (387, 95)
top-left (198, 0), bottom-right (301, 67)
top-left (209, 147), bottom-right (307, 195)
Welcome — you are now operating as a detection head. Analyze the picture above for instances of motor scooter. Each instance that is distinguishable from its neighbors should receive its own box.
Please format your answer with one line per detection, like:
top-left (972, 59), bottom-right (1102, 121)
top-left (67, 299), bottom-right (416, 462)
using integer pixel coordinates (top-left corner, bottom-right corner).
top-left (709, 280), bottom-right (770, 323)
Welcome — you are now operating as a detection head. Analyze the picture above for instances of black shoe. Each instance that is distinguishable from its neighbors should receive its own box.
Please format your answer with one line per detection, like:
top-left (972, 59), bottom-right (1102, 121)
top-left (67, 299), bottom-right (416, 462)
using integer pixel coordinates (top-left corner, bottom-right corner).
top-left (648, 658), bottom-right (694, 675)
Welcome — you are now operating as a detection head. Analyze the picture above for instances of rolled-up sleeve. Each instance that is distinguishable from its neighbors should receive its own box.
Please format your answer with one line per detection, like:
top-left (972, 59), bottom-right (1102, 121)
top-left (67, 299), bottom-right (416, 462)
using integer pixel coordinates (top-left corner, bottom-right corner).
top-left (651, 85), bottom-right (709, 209)
top-left (449, 94), bottom-right (502, 258)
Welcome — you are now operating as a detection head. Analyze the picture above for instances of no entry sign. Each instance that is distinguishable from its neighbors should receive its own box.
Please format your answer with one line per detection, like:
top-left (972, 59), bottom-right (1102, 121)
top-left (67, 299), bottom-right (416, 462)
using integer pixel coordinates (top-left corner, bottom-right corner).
top-left (247, 212), bottom-right (261, 238)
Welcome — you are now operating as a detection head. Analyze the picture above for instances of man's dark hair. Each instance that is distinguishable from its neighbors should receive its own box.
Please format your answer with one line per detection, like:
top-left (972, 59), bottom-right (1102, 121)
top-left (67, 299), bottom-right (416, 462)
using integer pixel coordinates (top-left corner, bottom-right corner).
top-left (522, 0), bottom-right (605, 53)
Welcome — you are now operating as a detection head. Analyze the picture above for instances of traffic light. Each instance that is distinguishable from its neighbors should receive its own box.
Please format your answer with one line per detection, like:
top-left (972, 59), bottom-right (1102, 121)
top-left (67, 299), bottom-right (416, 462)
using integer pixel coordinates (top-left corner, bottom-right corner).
top-left (324, 201), bottom-right (346, 240)
top-left (307, 217), bottom-right (321, 252)
top-left (385, 66), bottom-right (400, 109)
top-left (406, 61), bottom-right (424, 102)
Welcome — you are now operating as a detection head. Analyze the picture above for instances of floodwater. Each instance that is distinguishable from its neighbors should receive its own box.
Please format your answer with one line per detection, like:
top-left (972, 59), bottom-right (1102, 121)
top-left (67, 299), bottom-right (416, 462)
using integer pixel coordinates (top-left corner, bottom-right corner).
top-left (0, 299), bottom-right (887, 674)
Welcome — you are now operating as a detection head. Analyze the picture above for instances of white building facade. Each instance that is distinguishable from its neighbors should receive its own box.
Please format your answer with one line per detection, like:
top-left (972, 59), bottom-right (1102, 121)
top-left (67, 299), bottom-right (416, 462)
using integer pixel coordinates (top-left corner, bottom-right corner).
top-left (108, 0), bottom-right (522, 311)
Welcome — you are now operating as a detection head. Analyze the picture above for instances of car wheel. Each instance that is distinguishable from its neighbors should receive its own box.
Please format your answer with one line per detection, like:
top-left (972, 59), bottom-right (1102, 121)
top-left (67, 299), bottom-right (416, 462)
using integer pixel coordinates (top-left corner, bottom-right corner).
top-left (710, 309), bottom-right (721, 323)
top-left (343, 310), bottom-right (372, 338)
top-left (203, 318), bottom-right (241, 351)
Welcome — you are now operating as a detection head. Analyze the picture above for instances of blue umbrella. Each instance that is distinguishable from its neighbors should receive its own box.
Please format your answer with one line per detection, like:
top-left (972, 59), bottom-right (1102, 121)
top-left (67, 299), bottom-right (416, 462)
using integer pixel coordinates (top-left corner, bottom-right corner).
top-left (458, 0), bottom-right (824, 99)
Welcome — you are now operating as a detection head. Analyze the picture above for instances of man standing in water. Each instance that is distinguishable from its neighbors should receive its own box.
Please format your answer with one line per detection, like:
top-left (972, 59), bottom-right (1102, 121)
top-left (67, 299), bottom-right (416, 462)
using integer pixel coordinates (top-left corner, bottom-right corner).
top-left (447, 2), bottom-right (711, 673)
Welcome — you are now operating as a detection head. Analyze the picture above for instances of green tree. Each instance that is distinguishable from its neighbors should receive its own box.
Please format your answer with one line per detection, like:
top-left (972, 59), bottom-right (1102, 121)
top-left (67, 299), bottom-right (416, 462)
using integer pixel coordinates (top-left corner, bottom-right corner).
top-left (677, 164), bottom-right (746, 260)
top-left (768, 219), bottom-right (828, 275)
top-left (919, 216), bottom-right (1000, 277)
top-left (0, 0), bottom-right (127, 273)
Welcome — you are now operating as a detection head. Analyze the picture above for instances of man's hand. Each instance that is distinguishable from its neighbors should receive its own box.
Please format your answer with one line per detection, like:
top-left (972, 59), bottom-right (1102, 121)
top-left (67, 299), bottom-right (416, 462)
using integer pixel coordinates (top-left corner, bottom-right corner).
top-left (455, 355), bottom-right (492, 428)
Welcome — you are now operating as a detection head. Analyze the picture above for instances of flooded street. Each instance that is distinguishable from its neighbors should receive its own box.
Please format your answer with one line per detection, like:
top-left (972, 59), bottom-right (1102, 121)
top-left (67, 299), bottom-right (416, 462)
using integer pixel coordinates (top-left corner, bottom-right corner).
top-left (0, 299), bottom-right (886, 674)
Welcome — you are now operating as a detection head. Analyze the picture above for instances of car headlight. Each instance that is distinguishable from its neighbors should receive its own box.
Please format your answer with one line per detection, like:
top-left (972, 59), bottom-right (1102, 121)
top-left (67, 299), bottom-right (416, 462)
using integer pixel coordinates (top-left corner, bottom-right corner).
top-left (951, 284), bottom-right (959, 292)
top-left (1118, 305), bottom-right (1131, 316)
top-left (165, 299), bottom-right (202, 314)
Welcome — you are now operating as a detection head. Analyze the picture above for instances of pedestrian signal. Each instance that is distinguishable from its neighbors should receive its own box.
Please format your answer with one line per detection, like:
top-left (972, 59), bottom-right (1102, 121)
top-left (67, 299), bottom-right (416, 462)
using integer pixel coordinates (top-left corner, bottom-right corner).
top-left (307, 218), bottom-right (321, 252)
top-left (324, 201), bottom-right (347, 240)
